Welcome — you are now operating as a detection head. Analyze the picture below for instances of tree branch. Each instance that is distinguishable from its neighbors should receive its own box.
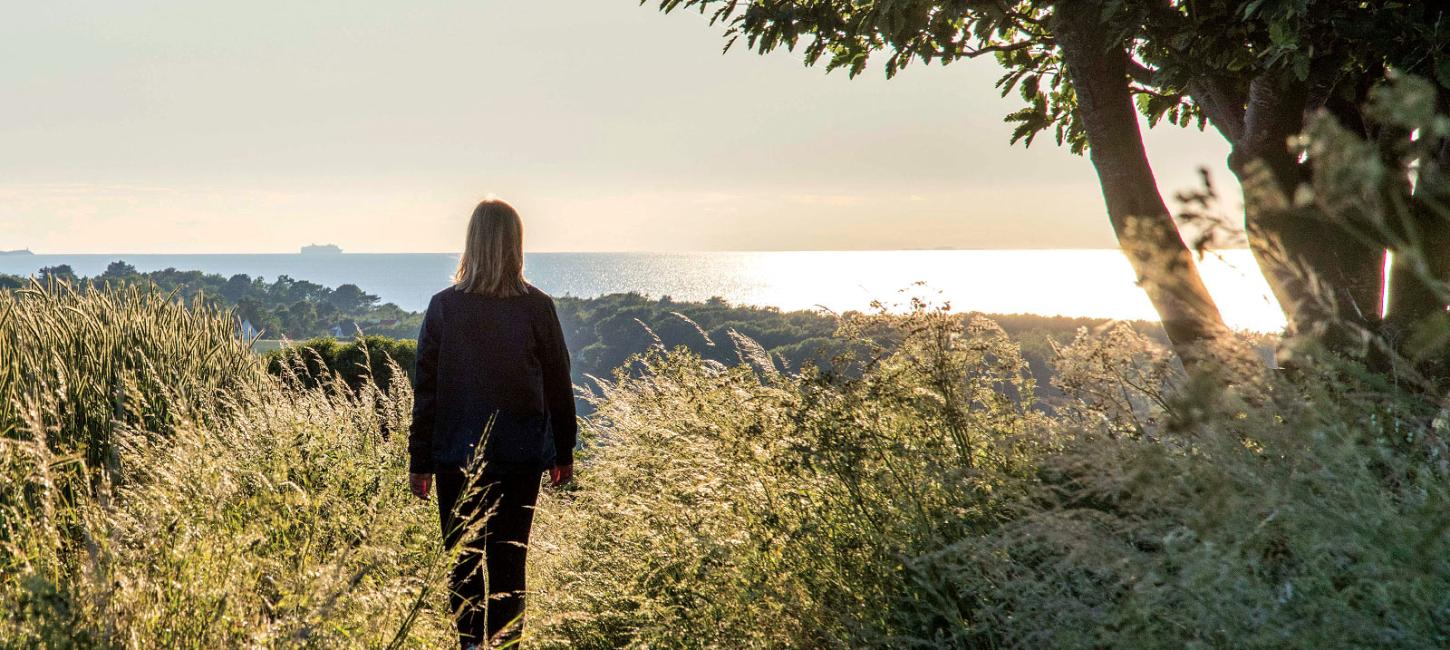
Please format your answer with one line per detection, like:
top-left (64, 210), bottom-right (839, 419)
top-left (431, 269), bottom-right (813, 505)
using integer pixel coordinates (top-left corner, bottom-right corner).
top-left (959, 39), bottom-right (1047, 59)
top-left (1130, 84), bottom-right (1180, 100)
top-left (1127, 56), bottom-right (1245, 142)
top-left (1126, 58), bottom-right (1157, 85)
top-left (1185, 76), bottom-right (1246, 143)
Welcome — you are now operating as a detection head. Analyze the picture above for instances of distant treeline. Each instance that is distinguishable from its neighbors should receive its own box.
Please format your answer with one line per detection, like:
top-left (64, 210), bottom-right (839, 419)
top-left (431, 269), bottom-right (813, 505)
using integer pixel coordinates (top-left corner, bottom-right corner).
top-left (0, 262), bottom-right (422, 339)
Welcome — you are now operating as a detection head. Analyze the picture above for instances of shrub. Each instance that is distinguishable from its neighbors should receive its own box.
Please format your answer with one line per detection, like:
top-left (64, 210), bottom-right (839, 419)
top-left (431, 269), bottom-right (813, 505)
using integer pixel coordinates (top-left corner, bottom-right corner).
top-left (263, 335), bottom-right (417, 392)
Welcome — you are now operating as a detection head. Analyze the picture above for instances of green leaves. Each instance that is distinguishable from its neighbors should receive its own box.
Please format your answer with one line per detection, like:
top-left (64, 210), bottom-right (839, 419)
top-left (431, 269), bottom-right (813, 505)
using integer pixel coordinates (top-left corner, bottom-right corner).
top-left (1005, 102), bottom-right (1051, 147)
top-left (656, 0), bottom-right (1051, 79)
top-left (1135, 89), bottom-right (1197, 130)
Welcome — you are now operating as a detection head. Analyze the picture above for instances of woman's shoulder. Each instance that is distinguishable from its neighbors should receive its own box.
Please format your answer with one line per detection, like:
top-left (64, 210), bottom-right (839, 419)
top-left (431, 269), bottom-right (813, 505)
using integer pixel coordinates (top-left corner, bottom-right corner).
top-left (428, 286), bottom-right (459, 307)
top-left (523, 283), bottom-right (558, 309)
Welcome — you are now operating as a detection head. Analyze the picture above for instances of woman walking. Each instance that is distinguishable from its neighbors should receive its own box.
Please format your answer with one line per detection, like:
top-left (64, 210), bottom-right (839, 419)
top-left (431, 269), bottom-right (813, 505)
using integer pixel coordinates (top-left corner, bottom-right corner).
top-left (408, 198), bottom-right (576, 649)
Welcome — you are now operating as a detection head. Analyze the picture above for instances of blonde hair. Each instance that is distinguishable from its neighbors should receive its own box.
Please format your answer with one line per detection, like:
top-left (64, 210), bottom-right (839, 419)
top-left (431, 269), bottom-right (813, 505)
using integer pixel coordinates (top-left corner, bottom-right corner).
top-left (453, 198), bottom-right (529, 297)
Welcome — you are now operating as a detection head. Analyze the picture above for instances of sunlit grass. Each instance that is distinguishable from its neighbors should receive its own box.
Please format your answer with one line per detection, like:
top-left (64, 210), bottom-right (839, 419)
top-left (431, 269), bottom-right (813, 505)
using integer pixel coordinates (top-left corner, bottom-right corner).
top-left (5, 281), bottom-right (1449, 648)
top-left (0, 281), bottom-right (456, 647)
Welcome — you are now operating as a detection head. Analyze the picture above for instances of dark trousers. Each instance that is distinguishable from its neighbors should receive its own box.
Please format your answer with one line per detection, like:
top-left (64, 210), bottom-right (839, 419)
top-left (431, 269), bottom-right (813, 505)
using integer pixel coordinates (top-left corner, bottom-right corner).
top-left (436, 469), bottom-right (542, 648)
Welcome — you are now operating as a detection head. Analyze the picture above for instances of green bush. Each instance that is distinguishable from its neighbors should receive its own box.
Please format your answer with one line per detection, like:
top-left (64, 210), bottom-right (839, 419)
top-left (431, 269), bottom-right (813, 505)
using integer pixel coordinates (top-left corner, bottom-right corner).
top-left (960, 329), bottom-right (1450, 648)
top-left (262, 335), bottom-right (417, 392)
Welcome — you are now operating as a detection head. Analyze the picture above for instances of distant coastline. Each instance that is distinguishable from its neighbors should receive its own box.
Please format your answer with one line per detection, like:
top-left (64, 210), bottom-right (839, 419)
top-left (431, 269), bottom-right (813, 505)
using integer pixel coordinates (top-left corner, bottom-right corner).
top-left (0, 248), bottom-right (34, 256)
top-left (300, 244), bottom-right (342, 255)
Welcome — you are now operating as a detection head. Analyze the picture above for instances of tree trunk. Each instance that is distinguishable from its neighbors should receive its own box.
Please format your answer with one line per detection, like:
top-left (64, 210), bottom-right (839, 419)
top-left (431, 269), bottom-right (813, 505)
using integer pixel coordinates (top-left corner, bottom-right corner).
top-left (1052, 1), bottom-right (1231, 364)
top-left (1231, 69), bottom-right (1385, 357)
top-left (1385, 135), bottom-right (1450, 366)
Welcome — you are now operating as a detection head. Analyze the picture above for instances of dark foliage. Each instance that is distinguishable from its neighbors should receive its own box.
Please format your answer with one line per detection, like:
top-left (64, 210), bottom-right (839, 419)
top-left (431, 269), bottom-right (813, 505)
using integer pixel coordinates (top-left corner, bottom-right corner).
top-left (262, 335), bottom-right (417, 392)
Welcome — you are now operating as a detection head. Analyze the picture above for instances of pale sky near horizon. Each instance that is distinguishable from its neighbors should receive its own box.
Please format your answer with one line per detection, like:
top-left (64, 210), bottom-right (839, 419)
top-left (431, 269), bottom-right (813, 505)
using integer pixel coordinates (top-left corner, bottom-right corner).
top-left (2, 1), bottom-right (1241, 254)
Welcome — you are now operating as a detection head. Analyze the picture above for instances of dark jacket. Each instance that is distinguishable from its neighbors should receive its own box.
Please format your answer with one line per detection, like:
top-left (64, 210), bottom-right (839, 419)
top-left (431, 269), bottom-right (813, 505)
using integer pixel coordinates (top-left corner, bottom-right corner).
top-left (408, 284), bottom-right (577, 474)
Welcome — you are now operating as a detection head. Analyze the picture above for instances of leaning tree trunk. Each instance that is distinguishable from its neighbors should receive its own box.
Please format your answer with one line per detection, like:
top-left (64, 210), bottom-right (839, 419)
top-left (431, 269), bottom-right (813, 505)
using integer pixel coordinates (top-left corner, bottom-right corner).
top-left (1052, 0), bottom-right (1231, 365)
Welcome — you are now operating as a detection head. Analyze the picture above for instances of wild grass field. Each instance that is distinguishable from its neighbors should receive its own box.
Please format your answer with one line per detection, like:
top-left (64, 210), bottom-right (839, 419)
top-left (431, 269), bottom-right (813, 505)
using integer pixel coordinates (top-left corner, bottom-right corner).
top-left (4, 280), bottom-right (1449, 648)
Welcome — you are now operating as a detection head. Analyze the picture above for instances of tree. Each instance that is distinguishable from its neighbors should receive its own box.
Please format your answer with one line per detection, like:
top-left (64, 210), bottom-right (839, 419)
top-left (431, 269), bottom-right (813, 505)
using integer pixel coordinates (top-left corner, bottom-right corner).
top-left (100, 261), bottom-right (138, 280)
top-left (328, 283), bottom-right (380, 314)
top-left (37, 265), bottom-right (76, 284)
top-left (316, 300), bottom-right (340, 322)
top-left (222, 273), bottom-right (253, 302)
top-left (1049, 0), bottom-right (1229, 361)
top-left (650, 0), bottom-right (1450, 371)
top-left (288, 300), bottom-right (319, 336)
top-left (268, 275), bottom-right (297, 304)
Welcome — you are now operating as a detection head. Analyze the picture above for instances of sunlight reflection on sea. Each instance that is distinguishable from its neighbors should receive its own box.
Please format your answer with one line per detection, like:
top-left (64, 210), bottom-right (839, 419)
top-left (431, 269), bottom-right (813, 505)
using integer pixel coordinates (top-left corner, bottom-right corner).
top-left (527, 249), bottom-right (1284, 332)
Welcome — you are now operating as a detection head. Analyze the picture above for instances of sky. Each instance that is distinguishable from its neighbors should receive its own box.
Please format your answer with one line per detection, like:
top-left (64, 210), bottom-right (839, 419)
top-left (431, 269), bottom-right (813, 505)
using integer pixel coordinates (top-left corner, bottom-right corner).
top-left (2, 1), bottom-right (1241, 254)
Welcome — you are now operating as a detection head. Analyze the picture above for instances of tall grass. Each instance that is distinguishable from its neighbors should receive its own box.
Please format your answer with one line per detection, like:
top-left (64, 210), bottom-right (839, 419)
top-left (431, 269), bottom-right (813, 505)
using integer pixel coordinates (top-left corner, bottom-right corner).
top-left (528, 306), bottom-right (1056, 647)
top-left (1, 280), bottom-right (264, 646)
top-left (1, 282), bottom-right (456, 648)
top-left (0, 281), bottom-right (260, 468)
top-left (526, 307), bottom-right (1450, 648)
top-left (6, 279), bottom-right (1450, 648)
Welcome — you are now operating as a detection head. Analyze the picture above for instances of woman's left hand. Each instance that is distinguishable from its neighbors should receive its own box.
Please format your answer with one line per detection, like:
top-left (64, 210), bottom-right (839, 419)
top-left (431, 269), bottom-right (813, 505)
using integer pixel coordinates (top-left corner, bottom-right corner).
top-left (549, 464), bottom-right (573, 487)
top-left (409, 473), bottom-right (432, 500)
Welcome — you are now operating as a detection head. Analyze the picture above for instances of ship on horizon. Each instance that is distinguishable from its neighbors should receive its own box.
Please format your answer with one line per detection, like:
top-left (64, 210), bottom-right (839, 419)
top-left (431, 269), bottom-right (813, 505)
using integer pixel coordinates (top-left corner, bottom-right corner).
top-left (300, 244), bottom-right (342, 255)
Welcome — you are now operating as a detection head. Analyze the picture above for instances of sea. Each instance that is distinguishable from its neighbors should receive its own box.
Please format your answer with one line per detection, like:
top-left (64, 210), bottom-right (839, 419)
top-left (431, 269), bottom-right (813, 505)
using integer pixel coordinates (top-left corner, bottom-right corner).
top-left (0, 250), bottom-right (1285, 332)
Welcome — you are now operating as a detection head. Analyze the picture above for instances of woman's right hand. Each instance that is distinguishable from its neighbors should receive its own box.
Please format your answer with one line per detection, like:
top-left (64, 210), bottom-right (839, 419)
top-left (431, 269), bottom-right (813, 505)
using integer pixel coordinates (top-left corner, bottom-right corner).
top-left (409, 473), bottom-right (432, 500)
top-left (550, 464), bottom-right (573, 487)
